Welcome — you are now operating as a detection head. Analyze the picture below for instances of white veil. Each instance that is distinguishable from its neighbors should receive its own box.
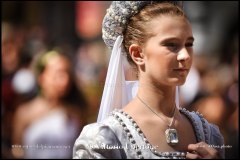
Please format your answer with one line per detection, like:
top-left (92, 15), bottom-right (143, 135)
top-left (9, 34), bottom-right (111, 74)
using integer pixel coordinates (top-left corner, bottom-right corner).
top-left (97, 35), bottom-right (180, 123)
top-left (97, 36), bottom-right (128, 122)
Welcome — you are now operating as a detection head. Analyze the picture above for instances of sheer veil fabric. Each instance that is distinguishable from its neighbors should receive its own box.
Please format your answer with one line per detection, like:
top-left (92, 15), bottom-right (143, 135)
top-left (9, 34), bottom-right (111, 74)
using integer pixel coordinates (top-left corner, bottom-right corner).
top-left (97, 36), bottom-right (127, 122)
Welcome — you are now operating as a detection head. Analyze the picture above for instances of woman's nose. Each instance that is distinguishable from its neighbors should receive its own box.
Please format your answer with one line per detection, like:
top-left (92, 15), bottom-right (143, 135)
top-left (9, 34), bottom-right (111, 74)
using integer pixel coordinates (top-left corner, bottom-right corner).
top-left (177, 47), bottom-right (190, 61)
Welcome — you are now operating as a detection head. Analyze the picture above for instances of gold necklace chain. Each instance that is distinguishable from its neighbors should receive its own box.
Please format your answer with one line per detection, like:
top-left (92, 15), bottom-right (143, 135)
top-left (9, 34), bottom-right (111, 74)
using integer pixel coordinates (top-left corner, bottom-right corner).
top-left (136, 94), bottom-right (176, 128)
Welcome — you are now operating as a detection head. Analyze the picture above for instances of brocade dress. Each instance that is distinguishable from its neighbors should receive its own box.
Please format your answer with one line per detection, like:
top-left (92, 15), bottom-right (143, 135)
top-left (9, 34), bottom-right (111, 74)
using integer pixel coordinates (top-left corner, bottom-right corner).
top-left (73, 108), bottom-right (225, 159)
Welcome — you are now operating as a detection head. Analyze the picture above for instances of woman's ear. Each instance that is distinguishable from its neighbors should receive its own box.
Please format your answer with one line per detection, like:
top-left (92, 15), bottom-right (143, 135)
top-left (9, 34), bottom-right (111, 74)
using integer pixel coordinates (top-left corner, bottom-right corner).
top-left (129, 44), bottom-right (144, 66)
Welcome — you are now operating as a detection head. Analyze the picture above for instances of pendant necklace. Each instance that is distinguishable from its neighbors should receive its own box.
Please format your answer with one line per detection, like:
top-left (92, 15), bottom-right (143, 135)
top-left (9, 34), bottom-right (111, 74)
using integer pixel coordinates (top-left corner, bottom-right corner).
top-left (136, 95), bottom-right (179, 145)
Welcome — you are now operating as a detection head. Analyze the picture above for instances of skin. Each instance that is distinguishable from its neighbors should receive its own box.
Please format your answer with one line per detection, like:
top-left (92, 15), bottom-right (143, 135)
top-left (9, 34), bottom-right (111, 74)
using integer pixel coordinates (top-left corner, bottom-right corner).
top-left (123, 15), bottom-right (219, 159)
top-left (39, 55), bottom-right (71, 102)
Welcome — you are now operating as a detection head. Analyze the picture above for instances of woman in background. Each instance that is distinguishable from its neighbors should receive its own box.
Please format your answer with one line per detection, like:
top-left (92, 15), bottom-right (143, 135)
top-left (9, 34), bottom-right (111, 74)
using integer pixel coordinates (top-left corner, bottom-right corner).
top-left (12, 49), bottom-right (87, 159)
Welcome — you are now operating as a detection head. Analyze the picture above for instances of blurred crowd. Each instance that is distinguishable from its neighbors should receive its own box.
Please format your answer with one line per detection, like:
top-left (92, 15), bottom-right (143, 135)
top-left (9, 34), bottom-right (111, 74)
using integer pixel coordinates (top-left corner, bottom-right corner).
top-left (1, 1), bottom-right (238, 159)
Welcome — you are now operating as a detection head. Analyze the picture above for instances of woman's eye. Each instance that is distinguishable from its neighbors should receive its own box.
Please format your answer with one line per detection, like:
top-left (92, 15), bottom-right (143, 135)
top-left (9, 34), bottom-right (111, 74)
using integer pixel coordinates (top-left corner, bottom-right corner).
top-left (185, 43), bottom-right (194, 47)
top-left (165, 43), bottom-right (178, 47)
top-left (164, 43), bottom-right (180, 51)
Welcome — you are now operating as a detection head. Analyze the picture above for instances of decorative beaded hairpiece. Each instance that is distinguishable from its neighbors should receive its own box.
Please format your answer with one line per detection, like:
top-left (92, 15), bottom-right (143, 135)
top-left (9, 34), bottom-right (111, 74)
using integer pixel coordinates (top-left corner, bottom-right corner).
top-left (102, 1), bottom-right (183, 50)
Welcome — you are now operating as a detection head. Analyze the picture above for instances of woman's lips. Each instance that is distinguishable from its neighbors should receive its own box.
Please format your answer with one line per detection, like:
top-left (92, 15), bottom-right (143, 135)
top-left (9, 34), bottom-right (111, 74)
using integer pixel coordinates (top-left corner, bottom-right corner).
top-left (174, 68), bottom-right (189, 71)
top-left (173, 69), bottom-right (189, 75)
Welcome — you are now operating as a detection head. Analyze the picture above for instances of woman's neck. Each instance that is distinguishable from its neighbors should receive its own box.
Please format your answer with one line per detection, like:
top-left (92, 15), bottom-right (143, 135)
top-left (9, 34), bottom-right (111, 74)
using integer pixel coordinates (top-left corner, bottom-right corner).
top-left (137, 79), bottom-right (176, 117)
top-left (39, 94), bottom-right (62, 108)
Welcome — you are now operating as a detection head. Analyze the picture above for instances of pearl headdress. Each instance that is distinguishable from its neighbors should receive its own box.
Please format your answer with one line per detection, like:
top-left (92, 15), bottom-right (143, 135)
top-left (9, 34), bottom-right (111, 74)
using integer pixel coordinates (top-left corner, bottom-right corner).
top-left (102, 1), bottom-right (183, 50)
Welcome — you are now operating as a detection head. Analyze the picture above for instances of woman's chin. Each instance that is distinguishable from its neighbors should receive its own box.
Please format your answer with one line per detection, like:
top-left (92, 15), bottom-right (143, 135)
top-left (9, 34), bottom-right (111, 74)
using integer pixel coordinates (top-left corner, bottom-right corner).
top-left (177, 81), bottom-right (186, 86)
top-left (170, 78), bottom-right (187, 86)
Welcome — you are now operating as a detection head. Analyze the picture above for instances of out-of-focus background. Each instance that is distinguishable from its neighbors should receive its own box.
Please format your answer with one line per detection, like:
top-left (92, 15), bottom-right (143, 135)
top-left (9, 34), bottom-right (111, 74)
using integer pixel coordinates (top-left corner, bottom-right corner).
top-left (1, 1), bottom-right (238, 159)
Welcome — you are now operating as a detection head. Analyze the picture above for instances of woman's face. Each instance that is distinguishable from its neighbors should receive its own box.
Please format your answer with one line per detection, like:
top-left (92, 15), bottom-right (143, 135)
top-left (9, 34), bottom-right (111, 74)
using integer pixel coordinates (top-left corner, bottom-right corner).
top-left (142, 15), bottom-right (194, 86)
top-left (40, 55), bottom-right (71, 99)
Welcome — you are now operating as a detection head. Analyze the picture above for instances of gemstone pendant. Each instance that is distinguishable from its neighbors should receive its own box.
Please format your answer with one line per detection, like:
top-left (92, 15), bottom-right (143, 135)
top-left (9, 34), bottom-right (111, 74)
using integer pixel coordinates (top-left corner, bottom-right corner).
top-left (165, 128), bottom-right (179, 145)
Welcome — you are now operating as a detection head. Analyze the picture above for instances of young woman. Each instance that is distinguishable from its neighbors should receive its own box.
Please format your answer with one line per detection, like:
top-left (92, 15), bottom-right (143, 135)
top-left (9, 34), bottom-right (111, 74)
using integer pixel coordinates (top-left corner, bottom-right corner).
top-left (73, 2), bottom-right (225, 159)
top-left (12, 50), bottom-right (86, 158)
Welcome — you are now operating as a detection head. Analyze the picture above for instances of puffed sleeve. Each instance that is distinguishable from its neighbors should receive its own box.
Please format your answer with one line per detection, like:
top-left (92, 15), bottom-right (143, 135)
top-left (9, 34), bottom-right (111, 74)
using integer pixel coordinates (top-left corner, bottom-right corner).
top-left (209, 124), bottom-right (225, 159)
top-left (73, 123), bottom-right (126, 159)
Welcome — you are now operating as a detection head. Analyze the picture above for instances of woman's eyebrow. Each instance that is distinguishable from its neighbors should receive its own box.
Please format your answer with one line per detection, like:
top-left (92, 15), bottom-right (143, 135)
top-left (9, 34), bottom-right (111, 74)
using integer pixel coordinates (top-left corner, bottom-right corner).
top-left (187, 37), bottom-right (194, 42)
top-left (160, 36), bottom-right (194, 41)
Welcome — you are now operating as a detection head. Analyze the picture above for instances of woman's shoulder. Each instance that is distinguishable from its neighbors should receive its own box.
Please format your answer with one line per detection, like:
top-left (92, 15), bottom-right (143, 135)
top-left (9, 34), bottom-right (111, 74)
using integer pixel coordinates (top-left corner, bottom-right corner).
top-left (81, 113), bottom-right (122, 133)
top-left (180, 107), bottom-right (225, 158)
top-left (180, 107), bottom-right (224, 142)
top-left (80, 109), bottom-right (135, 137)
top-left (78, 121), bottom-right (117, 139)
top-left (73, 115), bottom-right (126, 159)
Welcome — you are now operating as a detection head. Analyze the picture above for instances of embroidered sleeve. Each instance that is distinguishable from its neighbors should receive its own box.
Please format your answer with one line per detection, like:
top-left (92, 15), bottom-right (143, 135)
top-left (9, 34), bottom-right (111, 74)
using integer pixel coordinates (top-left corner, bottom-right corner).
top-left (73, 123), bottom-right (126, 159)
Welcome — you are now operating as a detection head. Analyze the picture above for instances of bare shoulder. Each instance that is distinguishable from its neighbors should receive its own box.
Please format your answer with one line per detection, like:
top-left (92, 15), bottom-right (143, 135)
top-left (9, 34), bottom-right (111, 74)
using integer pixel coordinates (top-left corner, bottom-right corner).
top-left (122, 99), bottom-right (145, 119)
top-left (122, 100), bottom-right (135, 114)
top-left (12, 97), bottom-right (46, 143)
top-left (17, 97), bottom-right (43, 112)
top-left (14, 97), bottom-right (48, 123)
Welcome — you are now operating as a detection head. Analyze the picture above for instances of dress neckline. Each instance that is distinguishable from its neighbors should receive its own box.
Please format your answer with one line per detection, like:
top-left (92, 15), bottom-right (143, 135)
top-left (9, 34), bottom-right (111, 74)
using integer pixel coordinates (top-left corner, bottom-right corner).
top-left (112, 107), bottom-right (202, 158)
